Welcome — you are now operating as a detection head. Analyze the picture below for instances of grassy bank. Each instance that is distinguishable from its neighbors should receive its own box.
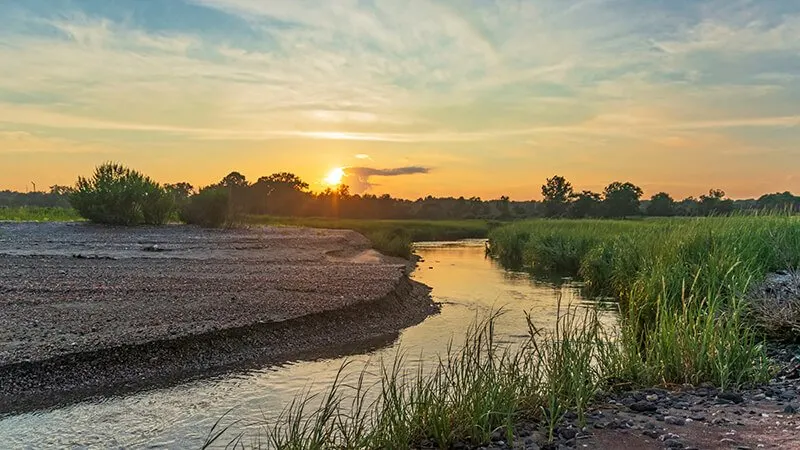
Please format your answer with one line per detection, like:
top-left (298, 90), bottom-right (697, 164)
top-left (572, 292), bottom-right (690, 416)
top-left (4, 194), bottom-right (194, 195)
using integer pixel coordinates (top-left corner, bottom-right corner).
top-left (207, 216), bottom-right (783, 448)
top-left (0, 206), bottom-right (83, 222)
top-left (488, 216), bottom-right (800, 327)
top-left (246, 216), bottom-right (494, 258)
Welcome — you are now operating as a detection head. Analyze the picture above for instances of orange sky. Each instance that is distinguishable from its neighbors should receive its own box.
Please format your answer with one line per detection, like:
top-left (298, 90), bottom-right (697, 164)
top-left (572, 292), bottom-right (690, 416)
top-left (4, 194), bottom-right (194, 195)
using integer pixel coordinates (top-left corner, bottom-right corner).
top-left (2, 0), bottom-right (799, 200)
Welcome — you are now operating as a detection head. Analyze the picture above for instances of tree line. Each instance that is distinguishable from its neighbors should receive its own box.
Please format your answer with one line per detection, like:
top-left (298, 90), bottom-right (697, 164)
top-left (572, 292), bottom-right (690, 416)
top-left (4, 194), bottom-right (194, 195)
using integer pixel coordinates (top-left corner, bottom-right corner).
top-left (2, 164), bottom-right (800, 224)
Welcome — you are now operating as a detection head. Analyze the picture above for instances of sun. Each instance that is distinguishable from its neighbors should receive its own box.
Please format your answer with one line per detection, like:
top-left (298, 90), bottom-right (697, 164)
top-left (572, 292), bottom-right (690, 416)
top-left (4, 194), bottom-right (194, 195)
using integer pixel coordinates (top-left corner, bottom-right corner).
top-left (323, 167), bottom-right (345, 186)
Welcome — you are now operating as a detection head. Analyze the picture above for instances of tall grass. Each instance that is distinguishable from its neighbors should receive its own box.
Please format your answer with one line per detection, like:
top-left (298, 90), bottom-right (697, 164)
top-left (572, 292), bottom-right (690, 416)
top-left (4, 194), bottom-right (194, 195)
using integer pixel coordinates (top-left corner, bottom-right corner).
top-left (204, 216), bottom-right (780, 448)
top-left (489, 216), bottom-right (800, 318)
top-left (207, 290), bottom-right (769, 449)
top-left (207, 306), bottom-right (614, 449)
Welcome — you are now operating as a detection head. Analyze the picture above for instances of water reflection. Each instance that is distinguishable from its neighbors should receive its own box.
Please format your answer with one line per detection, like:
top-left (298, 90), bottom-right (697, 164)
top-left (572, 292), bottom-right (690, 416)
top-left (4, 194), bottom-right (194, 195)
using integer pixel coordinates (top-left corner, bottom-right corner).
top-left (0, 241), bottom-right (616, 449)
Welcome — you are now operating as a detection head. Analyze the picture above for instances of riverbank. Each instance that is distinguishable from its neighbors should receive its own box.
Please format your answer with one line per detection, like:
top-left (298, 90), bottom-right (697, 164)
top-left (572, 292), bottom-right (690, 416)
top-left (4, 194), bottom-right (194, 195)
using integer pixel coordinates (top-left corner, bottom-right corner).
top-left (0, 223), bottom-right (438, 415)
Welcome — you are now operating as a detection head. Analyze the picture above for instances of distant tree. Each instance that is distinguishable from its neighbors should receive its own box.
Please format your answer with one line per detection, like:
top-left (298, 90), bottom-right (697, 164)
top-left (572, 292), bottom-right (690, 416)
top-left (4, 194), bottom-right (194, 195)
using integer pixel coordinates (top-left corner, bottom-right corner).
top-left (675, 196), bottom-right (700, 216)
top-left (569, 191), bottom-right (602, 218)
top-left (603, 181), bottom-right (643, 218)
top-left (757, 191), bottom-right (800, 212)
top-left (646, 192), bottom-right (675, 217)
top-left (165, 182), bottom-right (194, 199)
top-left (219, 171), bottom-right (249, 188)
top-left (256, 172), bottom-right (309, 192)
top-left (497, 195), bottom-right (512, 219)
top-left (699, 189), bottom-right (733, 216)
top-left (49, 185), bottom-right (73, 196)
top-left (542, 175), bottom-right (574, 217)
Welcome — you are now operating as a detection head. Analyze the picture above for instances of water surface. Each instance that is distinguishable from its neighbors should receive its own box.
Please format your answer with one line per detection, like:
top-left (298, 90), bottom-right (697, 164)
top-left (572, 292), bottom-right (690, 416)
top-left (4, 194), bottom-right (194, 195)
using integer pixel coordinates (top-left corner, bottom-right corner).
top-left (0, 241), bottom-right (614, 449)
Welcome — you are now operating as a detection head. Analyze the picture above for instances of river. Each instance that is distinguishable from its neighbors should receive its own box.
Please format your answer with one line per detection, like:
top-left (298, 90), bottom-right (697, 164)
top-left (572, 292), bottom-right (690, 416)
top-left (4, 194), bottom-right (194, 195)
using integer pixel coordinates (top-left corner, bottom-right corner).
top-left (0, 240), bottom-right (615, 449)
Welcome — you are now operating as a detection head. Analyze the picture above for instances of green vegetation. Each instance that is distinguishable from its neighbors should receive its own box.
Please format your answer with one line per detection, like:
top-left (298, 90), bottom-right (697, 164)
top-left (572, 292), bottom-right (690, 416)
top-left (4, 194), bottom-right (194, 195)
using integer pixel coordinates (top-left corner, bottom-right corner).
top-left (207, 216), bottom-right (785, 448)
top-left (179, 186), bottom-right (230, 228)
top-left (488, 215), bottom-right (797, 381)
top-left (70, 163), bottom-right (175, 225)
top-left (246, 216), bottom-right (494, 258)
top-left (0, 206), bottom-right (82, 222)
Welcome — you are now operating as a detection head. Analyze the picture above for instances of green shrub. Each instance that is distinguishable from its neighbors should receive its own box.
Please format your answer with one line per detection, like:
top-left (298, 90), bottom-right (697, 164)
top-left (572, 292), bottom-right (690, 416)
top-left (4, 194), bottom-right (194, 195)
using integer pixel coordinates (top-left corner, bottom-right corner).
top-left (70, 162), bottom-right (174, 225)
top-left (180, 186), bottom-right (230, 227)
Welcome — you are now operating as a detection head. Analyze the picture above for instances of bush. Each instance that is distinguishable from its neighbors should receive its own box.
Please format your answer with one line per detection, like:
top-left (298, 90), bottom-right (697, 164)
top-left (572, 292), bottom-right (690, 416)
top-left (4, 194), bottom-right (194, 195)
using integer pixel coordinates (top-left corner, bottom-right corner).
top-left (70, 162), bottom-right (174, 225)
top-left (180, 186), bottom-right (230, 227)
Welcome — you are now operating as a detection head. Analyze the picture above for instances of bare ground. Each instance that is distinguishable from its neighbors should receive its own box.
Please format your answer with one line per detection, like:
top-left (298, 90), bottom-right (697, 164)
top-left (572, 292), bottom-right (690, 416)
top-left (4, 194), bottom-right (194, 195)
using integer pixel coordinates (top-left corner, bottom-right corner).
top-left (0, 222), bottom-right (437, 414)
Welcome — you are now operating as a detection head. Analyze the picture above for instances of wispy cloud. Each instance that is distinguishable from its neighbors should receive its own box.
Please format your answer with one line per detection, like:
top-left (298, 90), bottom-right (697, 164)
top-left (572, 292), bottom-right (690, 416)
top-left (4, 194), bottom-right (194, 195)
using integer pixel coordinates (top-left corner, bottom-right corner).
top-left (1, 0), bottom-right (799, 197)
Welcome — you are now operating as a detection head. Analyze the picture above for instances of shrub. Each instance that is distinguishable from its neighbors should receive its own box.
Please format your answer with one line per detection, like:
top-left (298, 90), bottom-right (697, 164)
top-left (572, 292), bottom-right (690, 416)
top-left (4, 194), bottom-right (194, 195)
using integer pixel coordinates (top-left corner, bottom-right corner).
top-left (180, 186), bottom-right (230, 228)
top-left (70, 162), bottom-right (174, 225)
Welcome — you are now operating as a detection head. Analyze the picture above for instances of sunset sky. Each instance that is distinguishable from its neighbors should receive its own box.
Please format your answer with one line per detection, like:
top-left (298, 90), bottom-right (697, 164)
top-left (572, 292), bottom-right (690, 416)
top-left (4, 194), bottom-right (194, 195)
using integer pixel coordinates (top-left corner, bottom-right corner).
top-left (1, 0), bottom-right (799, 200)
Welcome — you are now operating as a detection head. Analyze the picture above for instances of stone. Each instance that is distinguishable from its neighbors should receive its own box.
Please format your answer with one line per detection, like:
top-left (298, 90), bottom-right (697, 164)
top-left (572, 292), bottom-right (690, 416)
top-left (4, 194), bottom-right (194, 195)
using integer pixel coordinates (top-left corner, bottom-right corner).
top-left (560, 428), bottom-right (577, 440)
top-left (642, 430), bottom-right (661, 439)
top-left (664, 416), bottom-right (685, 426)
top-left (630, 401), bottom-right (658, 412)
top-left (718, 392), bottom-right (744, 404)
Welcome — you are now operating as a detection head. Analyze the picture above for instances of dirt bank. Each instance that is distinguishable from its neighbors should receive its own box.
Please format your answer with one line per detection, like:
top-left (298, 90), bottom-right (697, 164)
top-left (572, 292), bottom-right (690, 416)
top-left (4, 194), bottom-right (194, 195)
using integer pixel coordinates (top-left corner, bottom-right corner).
top-left (0, 223), bottom-right (437, 414)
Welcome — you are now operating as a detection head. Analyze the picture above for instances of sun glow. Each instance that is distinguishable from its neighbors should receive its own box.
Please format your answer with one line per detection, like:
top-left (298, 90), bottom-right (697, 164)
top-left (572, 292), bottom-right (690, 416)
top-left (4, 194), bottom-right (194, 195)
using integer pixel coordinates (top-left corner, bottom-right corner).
top-left (324, 167), bottom-right (345, 186)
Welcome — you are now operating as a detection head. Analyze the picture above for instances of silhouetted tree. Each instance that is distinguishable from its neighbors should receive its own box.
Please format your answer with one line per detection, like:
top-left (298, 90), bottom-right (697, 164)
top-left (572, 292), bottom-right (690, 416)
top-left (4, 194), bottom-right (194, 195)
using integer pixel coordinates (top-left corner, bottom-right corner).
top-left (165, 182), bottom-right (194, 199)
top-left (757, 192), bottom-right (800, 212)
top-left (699, 189), bottom-right (733, 216)
top-left (219, 171), bottom-right (249, 188)
top-left (646, 192), bottom-right (675, 216)
top-left (569, 191), bottom-right (602, 218)
top-left (603, 181), bottom-right (643, 218)
top-left (49, 185), bottom-right (73, 196)
top-left (542, 175), bottom-right (574, 217)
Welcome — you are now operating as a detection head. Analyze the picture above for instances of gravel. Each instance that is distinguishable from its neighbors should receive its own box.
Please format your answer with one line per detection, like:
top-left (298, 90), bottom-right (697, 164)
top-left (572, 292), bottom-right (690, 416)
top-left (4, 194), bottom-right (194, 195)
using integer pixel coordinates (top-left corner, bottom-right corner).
top-left (0, 222), bottom-right (437, 414)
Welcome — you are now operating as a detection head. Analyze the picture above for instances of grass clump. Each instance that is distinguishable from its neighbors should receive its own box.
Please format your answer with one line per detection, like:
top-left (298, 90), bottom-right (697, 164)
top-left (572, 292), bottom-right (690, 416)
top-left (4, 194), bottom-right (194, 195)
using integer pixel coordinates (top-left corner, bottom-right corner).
top-left (207, 306), bottom-right (615, 449)
top-left (70, 162), bottom-right (174, 225)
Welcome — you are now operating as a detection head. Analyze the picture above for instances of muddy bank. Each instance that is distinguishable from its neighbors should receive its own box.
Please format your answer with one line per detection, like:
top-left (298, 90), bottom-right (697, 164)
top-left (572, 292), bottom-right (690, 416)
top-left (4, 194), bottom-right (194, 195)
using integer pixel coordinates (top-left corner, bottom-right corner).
top-left (0, 223), bottom-right (437, 414)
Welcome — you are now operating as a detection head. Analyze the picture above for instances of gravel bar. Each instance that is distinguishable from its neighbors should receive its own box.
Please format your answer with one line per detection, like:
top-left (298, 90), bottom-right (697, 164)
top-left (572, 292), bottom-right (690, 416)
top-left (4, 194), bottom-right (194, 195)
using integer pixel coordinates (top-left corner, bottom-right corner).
top-left (0, 222), bottom-right (437, 414)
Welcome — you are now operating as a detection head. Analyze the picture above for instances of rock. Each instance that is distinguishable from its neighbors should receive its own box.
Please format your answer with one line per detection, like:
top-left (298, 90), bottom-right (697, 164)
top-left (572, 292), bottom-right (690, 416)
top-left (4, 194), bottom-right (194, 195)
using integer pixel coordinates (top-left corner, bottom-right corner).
top-left (689, 414), bottom-right (706, 422)
top-left (664, 416), bottom-right (685, 426)
top-left (560, 428), bottom-right (577, 440)
top-left (642, 430), bottom-right (661, 439)
top-left (663, 439), bottom-right (685, 449)
top-left (784, 404), bottom-right (798, 414)
top-left (491, 430), bottom-right (504, 442)
top-left (646, 394), bottom-right (659, 402)
top-left (631, 401), bottom-right (658, 412)
top-left (718, 392), bottom-right (744, 404)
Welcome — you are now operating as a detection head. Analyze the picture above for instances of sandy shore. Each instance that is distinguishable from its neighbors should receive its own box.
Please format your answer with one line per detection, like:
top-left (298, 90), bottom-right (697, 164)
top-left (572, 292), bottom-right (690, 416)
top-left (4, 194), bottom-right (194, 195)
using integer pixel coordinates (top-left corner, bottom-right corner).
top-left (0, 223), bottom-right (437, 414)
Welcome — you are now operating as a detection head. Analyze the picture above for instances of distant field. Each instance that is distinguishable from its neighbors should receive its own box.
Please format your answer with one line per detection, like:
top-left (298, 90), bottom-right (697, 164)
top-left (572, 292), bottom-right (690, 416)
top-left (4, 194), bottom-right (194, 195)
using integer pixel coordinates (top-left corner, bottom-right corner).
top-left (246, 216), bottom-right (495, 258)
top-left (0, 206), bottom-right (83, 222)
top-left (0, 207), bottom-right (493, 258)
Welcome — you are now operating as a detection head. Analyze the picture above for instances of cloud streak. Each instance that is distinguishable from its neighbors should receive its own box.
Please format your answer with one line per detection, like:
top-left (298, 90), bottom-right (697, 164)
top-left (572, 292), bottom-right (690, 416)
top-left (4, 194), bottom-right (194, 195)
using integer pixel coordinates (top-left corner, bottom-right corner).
top-left (343, 166), bottom-right (431, 193)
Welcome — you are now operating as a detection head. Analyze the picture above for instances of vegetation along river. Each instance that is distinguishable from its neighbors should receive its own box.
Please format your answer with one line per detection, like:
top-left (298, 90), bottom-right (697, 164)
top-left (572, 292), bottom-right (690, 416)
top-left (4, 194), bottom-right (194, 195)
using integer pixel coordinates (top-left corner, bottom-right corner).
top-left (0, 240), bottom-right (616, 449)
